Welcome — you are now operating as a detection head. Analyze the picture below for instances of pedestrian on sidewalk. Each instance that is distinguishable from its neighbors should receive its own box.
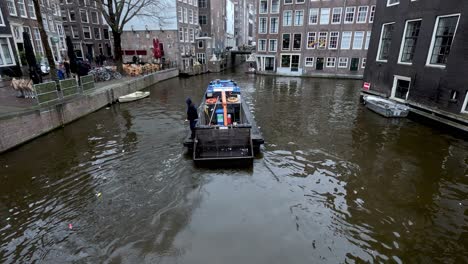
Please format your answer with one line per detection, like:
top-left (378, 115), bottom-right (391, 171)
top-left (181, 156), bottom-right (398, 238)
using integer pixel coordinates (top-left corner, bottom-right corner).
top-left (186, 98), bottom-right (198, 139)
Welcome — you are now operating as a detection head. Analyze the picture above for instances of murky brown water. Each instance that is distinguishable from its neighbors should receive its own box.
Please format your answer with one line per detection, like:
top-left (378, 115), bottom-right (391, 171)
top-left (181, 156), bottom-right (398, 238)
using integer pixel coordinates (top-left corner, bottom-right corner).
top-left (1, 68), bottom-right (467, 263)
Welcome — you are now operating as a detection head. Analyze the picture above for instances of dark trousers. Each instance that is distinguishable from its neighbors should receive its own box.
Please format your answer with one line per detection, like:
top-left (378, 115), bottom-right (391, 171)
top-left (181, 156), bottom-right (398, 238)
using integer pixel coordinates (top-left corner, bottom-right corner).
top-left (190, 120), bottom-right (197, 139)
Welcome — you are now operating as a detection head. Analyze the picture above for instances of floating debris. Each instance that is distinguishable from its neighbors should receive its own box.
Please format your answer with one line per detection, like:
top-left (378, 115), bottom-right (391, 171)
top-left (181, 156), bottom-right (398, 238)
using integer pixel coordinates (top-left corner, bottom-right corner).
top-left (96, 192), bottom-right (102, 198)
top-left (68, 224), bottom-right (73, 230)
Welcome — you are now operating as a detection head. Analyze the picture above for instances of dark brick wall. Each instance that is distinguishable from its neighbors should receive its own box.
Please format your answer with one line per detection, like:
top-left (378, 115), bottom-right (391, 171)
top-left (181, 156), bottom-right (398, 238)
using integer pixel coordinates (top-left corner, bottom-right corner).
top-left (364, 0), bottom-right (468, 114)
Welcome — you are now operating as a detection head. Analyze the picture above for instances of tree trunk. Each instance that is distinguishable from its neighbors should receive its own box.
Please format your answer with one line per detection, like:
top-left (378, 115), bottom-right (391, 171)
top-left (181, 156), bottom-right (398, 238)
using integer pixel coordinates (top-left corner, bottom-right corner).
top-left (113, 30), bottom-right (123, 74)
top-left (32, 0), bottom-right (57, 82)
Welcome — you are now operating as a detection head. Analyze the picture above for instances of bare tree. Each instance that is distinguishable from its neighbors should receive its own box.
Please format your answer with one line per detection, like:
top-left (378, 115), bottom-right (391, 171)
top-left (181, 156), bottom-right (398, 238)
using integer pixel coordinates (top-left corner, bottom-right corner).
top-left (32, 0), bottom-right (57, 81)
top-left (96, 0), bottom-right (172, 73)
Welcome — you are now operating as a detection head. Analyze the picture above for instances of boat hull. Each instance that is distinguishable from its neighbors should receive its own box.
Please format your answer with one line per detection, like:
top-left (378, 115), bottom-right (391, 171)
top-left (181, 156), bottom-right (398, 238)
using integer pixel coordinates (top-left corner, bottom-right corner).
top-left (363, 95), bottom-right (410, 118)
top-left (118, 91), bottom-right (150, 103)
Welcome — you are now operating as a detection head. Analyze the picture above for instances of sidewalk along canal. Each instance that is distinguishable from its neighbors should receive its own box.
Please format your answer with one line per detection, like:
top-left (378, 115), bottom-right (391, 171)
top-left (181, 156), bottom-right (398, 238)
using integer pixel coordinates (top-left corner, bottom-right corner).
top-left (0, 69), bottom-right (179, 154)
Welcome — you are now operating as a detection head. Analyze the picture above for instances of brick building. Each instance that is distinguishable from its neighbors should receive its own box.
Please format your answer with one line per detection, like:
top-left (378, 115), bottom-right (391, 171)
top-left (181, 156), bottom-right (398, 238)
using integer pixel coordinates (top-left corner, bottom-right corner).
top-left (363, 0), bottom-right (468, 119)
top-left (255, 0), bottom-right (376, 78)
top-left (0, 1), bottom-right (18, 74)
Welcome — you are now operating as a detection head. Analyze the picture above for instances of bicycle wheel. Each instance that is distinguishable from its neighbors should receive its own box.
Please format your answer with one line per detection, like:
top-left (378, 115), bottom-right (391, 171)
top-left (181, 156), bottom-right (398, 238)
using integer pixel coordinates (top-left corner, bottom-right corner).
top-left (113, 72), bottom-right (122, 79)
top-left (102, 71), bottom-right (111, 81)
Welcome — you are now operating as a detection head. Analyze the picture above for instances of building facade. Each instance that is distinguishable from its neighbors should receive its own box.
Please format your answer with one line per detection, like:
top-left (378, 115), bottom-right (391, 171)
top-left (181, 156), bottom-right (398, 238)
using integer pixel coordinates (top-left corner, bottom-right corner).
top-left (177, 0), bottom-right (199, 73)
top-left (233, 0), bottom-right (256, 47)
top-left (364, 0), bottom-right (468, 117)
top-left (255, 0), bottom-right (375, 78)
top-left (0, 1), bottom-right (18, 74)
top-left (120, 29), bottom-right (179, 65)
top-left (60, 0), bottom-right (112, 61)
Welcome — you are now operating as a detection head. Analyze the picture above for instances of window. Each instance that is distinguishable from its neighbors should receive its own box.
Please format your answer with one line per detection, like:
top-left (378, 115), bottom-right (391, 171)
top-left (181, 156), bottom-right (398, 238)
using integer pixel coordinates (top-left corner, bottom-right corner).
top-left (293, 33), bottom-right (302, 50)
top-left (377, 23), bottom-right (394, 61)
top-left (57, 24), bottom-right (64, 35)
top-left (103, 28), bottom-right (109, 39)
top-left (80, 9), bottom-right (88, 23)
top-left (269, 39), bottom-right (277, 52)
top-left (27, 0), bottom-right (36, 19)
top-left (305, 57), bottom-right (314, 67)
top-left (189, 28), bottom-right (194, 42)
top-left (33, 28), bottom-right (43, 56)
top-left (307, 32), bottom-right (316, 49)
top-left (361, 58), bottom-right (366, 68)
top-left (198, 0), bottom-right (206, 8)
top-left (294, 10), bottom-right (304, 26)
top-left (427, 15), bottom-right (460, 67)
top-left (258, 39), bottom-right (267, 51)
top-left (309, 8), bottom-right (318, 25)
top-left (197, 53), bottom-right (206, 64)
top-left (399, 20), bottom-right (421, 64)
top-left (284, 0), bottom-right (293, 4)
top-left (329, 32), bottom-right (339, 49)
top-left (281, 55), bottom-right (300, 71)
top-left (318, 32), bottom-right (327, 50)
top-left (281, 55), bottom-right (290, 67)
top-left (338, 57), bottom-right (348, 68)
top-left (184, 28), bottom-right (188, 42)
top-left (282, 33), bottom-right (290, 50)
top-left (320, 8), bottom-right (330, 25)
top-left (179, 27), bottom-right (183, 41)
top-left (94, 28), bottom-right (101, 39)
top-left (199, 15), bottom-right (207, 25)
top-left (365, 31), bottom-right (371, 50)
top-left (183, 8), bottom-right (187, 23)
top-left (270, 17), bottom-right (278, 33)
top-left (345, 7), bottom-right (355, 24)
top-left (296, 0), bottom-right (305, 3)
top-left (48, 16), bottom-right (55, 32)
top-left (283, 11), bottom-right (292, 26)
top-left (369, 6), bottom-right (375, 23)
top-left (7, 0), bottom-right (17, 16)
top-left (353, 31), bottom-right (364, 49)
top-left (198, 40), bottom-right (203, 48)
top-left (391, 76), bottom-right (411, 101)
top-left (0, 38), bottom-right (15, 67)
top-left (341, 31), bottom-right (352, 49)
top-left (0, 8), bottom-right (4, 26)
top-left (18, 0), bottom-right (27, 17)
top-left (271, 0), bottom-right (279, 13)
top-left (42, 16), bottom-right (49, 31)
top-left (189, 10), bottom-right (193, 24)
top-left (461, 92), bottom-right (468, 113)
top-left (326, 57), bottom-right (336, 67)
top-left (194, 10), bottom-right (198, 24)
top-left (259, 17), bottom-right (267, 33)
top-left (332, 8), bottom-right (342, 24)
top-left (83, 26), bottom-right (91, 39)
top-left (71, 25), bottom-right (79, 38)
top-left (387, 0), bottom-right (399, 6)
top-left (69, 10), bottom-right (76, 22)
top-left (178, 7), bottom-right (182, 22)
top-left (259, 0), bottom-right (267, 14)
top-left (357, 6), bottom-right (368, 23)
top-left (91, 11), bottom-right (99, 24)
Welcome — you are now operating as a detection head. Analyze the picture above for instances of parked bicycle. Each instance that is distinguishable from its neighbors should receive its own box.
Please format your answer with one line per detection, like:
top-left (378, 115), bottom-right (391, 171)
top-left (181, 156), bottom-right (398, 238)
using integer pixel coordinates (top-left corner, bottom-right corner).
top-left (89, 67), bottom-right (122, 82)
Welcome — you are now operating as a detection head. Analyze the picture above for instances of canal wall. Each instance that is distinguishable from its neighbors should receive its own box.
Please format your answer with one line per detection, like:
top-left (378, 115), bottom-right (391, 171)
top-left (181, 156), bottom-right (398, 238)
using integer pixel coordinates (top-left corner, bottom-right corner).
top-left (0, 69), bottom-right (179, 154)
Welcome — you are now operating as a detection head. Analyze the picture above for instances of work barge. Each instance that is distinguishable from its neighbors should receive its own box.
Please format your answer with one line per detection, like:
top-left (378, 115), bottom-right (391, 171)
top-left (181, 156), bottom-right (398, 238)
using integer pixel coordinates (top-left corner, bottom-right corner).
top-left (184, 80), bottom-right (264, 165)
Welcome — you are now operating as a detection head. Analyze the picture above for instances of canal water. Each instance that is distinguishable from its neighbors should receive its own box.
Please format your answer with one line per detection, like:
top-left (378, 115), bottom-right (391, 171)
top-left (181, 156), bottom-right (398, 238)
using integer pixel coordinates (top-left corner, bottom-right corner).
top-left (1, 68), bottom-right (467, 263)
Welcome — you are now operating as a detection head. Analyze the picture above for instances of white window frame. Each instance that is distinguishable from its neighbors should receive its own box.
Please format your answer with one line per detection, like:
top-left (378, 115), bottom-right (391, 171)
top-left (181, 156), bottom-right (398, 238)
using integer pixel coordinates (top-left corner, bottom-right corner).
top-left (269, 39), bottom-right (277, 52)
top-left (258, 39), bottom-right (267, 51)
top-left (292, 33), bottom-right (302, 50)
top-left (18, 0), bottom-right (28, 18)
top-left (425, 14), bottom-right (460, 69)
top-left (365, 31), bottom-right (371, 50)
top-left (0, 38), bottom-right (16, 67)
top-left (27, 0), bottom-right (36, 19)
top-left (308, 8), bottom-right (318, 25)
top-left (294, 10), bottom-right (304, 26)
top-left (94, 27), bottom-right (101, 39)
top-left (357, 6), bottom-right (368, 23)
top-left (369, 6), bottom-right (376, 23)
top-left (461, 91), bottom-right (468, 114)
top-left (6, 0), bottom-right (18, 17)
top-left (282, 33), bottom-right (290, 51)
top-left (391, 75), bottom-right (411, 102)
top-left (71, 25), bottom-right (79, 38)
top-left (320, 8), bottom-right (330, 25)
top-left (304, 57), bottom-right (314, 67)
top-left (361, 58), bottom-right (367, 68)
top-left (353, 31), bottom-right (364, 50)
top-left (344, 7), bottom-right (355, 24)
top-left (271, 0), bottom-right (279, 14)
top-left (387, 0), bottom-right (400, 7)
top-left (376, 22), bottom-right (395, 62)
top-left (259, 17), bottom-right (268, 34)
top-left (283, 10), bottom-right (292, 26)
top-left (270, 17), bottom-right (279, 34)
top-left (331, 7), bottom-right (342, 24)
top-left (326, 57), bottom-right (336, 68)
top-left (284, 0), bottom-right (293, 5)
top-left (80, 9), bottom-right (89, 23)
top-left (307, 32), bottom-right (316, 49)
top-left (280, 53), bottom-right (300, 70)
top-left (329, 32), bottom-right (339, 50)
top-left (338, 57), bottom-right (348, 68)
top-left (83, 26), bottom-right (91, 39)
top-left (398, 18), bottom-right (422, 65)
top-left (341, 31), bottom-right (352, 50)
top-left (318, 32), bottom-right (327, 50)
top-left (0, 7), bottom-right (5, 26)
top-left (259, 0), bottom-right (268, 14)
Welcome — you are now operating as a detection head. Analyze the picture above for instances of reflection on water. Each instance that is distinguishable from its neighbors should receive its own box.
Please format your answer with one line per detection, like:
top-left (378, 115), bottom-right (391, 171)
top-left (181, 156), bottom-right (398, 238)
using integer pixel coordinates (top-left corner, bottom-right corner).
top-left (0, 69), bottom-right (467, 263)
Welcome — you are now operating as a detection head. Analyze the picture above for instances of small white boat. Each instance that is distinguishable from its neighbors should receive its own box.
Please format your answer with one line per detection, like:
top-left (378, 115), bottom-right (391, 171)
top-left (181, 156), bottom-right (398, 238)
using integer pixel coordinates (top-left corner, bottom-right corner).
top-left (118, 91), bottom-right (150, 103)
top-left (363, 95), bottom-right (410, 117)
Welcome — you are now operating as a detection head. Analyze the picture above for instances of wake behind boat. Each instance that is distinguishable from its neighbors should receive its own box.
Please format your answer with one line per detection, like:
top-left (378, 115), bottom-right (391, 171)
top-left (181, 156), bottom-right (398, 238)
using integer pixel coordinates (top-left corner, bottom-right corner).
top-left (118, 91), bottom-right (150, 103)
top-left (184, 80), bottom-right (264, 165)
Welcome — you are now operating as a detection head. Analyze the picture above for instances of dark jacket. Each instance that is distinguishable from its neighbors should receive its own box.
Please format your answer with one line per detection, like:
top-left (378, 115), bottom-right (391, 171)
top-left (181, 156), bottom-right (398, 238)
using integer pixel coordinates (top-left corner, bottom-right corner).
top-left (186, 98), bottom-right (198, 121)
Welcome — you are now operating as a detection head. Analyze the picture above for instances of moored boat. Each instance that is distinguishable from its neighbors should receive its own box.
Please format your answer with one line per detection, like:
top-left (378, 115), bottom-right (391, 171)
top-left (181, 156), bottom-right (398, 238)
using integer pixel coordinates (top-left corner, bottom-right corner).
top-left (363, 95), bottom-right (410, 117)
top-left (118, 91), bottom-right (150, 103)
top-left (183, 80), bottom-right (264, 165)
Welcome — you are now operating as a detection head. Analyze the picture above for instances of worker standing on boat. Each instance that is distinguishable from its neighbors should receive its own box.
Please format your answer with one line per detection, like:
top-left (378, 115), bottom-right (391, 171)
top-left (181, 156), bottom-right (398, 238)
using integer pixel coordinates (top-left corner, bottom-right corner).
top-left (186, 98), bottom-right (198, 139)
